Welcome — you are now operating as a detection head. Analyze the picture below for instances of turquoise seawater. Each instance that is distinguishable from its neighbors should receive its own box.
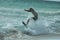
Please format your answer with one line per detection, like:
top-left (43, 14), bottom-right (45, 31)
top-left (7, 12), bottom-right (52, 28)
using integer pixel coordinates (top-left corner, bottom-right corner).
top-left (0, 0), bottom-right (60, 40)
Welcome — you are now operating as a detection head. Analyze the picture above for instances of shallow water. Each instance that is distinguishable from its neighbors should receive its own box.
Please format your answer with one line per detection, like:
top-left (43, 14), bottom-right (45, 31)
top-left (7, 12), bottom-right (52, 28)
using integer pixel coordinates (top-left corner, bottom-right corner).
top-left (0, 0), bottom-right (60, 40)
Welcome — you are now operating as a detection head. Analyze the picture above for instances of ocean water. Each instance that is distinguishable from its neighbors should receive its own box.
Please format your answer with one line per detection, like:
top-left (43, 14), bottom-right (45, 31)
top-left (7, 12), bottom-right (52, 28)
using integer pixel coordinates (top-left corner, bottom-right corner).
top-left (0, 0), bottom-right (60, 40)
